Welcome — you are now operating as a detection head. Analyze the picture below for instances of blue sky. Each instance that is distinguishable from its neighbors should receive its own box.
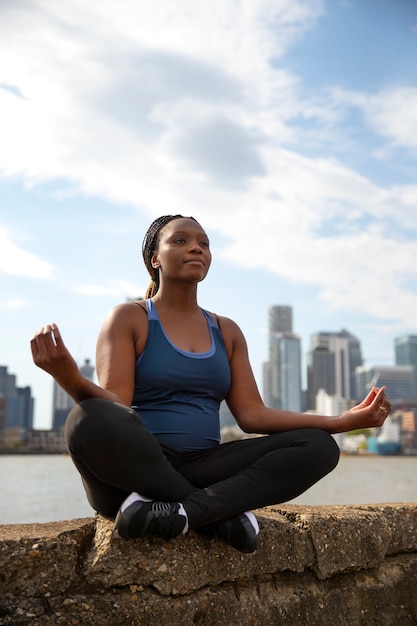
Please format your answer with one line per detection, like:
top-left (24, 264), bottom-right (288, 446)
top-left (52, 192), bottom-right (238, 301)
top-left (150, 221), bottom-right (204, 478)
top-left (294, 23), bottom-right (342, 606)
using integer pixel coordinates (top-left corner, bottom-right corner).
top-left (1, 0), bottom-right (416, 429)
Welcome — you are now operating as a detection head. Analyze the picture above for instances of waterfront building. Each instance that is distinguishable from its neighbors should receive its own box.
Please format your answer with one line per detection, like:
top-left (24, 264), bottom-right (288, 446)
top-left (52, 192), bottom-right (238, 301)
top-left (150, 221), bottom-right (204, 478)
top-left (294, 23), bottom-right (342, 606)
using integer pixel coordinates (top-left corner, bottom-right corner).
top-left (355, 364), bottom-right (414, 401)
top-left (306, 329), bottom-right (362, 410)
top-left (6, 386), bottom-right (34, 429)
top-left (52, 358), bottom-right (95, 429)
top-left (269, 305), bottom-right (293, 335)
top-left (0, 365), bottom-right (16, 397)
top-left (314, 389), bottom-right (349, 450)
top-left (401, 410), bottom-right (417, 453)
top-left (52, 382), bottom-right (75, 430)
top-left (262, 361), bottom-right (272, 407)
top-left (315, 388), bottom-right (349, 416)
top-left (266, 305), bottom-right (302, 412)
top-left (0, 365), bottom-right (34, 430)
top-left (0, 397), bottom-right (5, 448)
top-left (395, 335), bottom-right (417, 397)
top-left (27, 428), bottom-right (67, 453)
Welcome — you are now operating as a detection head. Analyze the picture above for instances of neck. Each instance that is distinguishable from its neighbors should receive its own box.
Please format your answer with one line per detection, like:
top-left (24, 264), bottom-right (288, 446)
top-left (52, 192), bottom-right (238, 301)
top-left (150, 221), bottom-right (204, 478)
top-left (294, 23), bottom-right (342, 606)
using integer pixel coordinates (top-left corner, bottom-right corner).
top-left (152, 283), bottom-right (199, 312)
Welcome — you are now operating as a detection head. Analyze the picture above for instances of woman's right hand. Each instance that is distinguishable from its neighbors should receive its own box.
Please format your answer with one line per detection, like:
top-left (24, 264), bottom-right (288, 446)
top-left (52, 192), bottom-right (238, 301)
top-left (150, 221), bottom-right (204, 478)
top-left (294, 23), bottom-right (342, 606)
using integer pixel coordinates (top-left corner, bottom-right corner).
top-left (31, 321), bottom-right (127, 406)
top-left (30, 323), bottom-right (80, 387)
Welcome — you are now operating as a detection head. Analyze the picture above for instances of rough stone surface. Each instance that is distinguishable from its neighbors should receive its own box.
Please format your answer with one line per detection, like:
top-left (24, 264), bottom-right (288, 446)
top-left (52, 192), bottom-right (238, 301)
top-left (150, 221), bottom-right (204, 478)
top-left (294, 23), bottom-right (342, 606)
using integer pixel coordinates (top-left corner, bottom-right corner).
top-left (265, 504), bottom-right (392, 579)
top-left (1, 503), bottom-right (416, 625)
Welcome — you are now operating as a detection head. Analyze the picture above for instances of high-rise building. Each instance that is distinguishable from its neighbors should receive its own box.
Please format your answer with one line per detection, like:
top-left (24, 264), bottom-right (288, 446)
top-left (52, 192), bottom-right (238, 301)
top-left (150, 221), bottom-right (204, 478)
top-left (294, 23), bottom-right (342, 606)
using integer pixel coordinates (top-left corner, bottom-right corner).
top-left (401, 410), bottom-right (417, 452)
top-left (266, 306), bottom-right (302, 412)
top-left (52, 381), bottom-right (75, 430)
top-left (0, 397), bottom-right (5, 448)
top-left (269, 305), bottom-right (292, 335)
top-left (355, 365), bottom-right (414, 401)
top-left (79, 358), bottom-right (95, 383)
top-left (0, 366), bottom-right (17, 397)
top-left (306, 329), bottom-right (362, 409)
top-left (262, 361), bottom-right (272, 407)
top-left (0, 365), bottom-right (34, 430)
top-left (395, 335), bottom-right (417, 397)
top-left (52, 358), bottom-right (95, 429)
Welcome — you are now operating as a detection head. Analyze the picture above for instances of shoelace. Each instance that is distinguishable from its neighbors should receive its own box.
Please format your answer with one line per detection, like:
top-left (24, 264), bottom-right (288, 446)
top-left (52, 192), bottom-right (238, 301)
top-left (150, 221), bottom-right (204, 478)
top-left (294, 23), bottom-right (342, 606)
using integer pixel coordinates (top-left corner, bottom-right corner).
top-left (146, 502), bottom-right (185, 539)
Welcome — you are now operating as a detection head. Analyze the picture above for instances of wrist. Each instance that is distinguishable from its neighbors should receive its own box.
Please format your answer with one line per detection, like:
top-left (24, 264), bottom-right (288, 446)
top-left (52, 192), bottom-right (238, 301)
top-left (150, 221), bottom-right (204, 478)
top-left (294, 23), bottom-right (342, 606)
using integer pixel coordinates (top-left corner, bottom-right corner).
top-left (330, 413), bottom-right (346, 434)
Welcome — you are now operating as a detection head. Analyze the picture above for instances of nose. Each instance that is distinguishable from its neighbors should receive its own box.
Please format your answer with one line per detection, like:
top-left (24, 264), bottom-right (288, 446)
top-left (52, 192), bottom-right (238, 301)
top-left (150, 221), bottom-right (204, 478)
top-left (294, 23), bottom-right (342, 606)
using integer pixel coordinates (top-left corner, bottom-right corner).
top-left (189, 240), bottom-right (203, 252)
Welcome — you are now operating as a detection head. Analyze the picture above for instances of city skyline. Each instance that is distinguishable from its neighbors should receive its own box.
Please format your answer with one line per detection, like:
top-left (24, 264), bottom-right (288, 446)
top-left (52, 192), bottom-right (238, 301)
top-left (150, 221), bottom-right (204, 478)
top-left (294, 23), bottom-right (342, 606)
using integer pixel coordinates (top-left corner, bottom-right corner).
top-left (1, 1), bottom-right (416, 427)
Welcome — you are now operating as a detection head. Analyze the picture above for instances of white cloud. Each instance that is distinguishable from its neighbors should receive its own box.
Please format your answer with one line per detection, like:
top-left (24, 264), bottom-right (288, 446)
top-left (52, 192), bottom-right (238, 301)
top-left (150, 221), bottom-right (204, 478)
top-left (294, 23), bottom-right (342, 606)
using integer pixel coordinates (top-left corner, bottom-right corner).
top-left (0, 0), bottom-right (317, 189)
top-left (201, 149), bottom-right (417, 327)
top-left (1, 298), bottom-right (27, 309)
top-left (364, 87), bottom-right (417, 151)
top-left (0, 0), bottom-right (416, 335)
top-left (74, 281), bottom-right (145, 298)
top-left (0, 229), bottom-right (53, 279)
top-left (329, 85), bottom-right (417, 152)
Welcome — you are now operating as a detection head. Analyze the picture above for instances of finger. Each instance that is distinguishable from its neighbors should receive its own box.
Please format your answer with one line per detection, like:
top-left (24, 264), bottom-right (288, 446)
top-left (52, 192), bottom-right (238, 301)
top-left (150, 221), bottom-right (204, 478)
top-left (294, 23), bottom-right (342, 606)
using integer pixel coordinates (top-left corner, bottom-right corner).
top-left (50, 323), bottom-right (63, 347)
top-left (39, 324), bottom-right (59, 348)
top-left (374, 388), bottom-right (391, 420)
top-left (359, 386), bottom-right (379, 408)
top-left (373, 386), bottom-right (386, 405)
top-left (31, 324), bottom-right (58, 358)
top-left (30, 327), bottom-right (50, 366)
top-left (382, 392), bottom-right (391, 415)
top-left (30, 333), bottom-right (40, 360)
top-left (30, 325), bottom-right (50, 353)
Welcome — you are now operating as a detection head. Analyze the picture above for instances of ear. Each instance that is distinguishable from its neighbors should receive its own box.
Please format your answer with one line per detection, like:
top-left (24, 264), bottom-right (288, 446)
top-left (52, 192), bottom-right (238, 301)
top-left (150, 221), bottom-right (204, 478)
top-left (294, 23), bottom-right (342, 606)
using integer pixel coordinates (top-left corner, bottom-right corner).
top-left (151, 252), bottom-right (160, 269)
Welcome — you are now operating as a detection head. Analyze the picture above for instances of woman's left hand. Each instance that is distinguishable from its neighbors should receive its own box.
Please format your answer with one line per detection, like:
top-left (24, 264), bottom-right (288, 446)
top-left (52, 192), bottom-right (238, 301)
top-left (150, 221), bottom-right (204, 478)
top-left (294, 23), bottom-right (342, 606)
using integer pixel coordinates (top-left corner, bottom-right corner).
top-left (338, 386), bottom-right (391, 433)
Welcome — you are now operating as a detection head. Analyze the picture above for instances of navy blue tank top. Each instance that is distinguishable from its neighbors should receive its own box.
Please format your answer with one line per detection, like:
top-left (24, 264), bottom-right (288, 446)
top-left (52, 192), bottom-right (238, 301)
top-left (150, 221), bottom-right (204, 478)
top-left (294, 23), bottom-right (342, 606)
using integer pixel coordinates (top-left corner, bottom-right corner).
top-left (131, 299), bottom-right (231, 451)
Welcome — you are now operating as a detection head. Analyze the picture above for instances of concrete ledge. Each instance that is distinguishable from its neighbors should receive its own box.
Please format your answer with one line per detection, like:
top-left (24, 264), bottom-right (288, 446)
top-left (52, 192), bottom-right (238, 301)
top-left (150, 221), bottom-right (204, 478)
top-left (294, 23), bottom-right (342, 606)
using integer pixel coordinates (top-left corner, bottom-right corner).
top-left (1, 503), bottom-right (416, 625)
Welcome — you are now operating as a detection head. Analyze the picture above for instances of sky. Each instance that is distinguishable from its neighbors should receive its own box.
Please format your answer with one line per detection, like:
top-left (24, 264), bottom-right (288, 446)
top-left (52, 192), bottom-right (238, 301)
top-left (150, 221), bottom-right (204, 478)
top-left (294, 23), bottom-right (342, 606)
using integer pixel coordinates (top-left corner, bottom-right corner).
top-left (0, 0), bottom-right (416, 429)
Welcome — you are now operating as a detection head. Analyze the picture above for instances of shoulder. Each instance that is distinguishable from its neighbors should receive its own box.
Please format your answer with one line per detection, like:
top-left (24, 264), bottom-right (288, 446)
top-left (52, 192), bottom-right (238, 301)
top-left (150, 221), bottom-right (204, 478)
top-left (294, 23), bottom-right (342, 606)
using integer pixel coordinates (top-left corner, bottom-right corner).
top-left (205, 312), bottom-right (246, 358)
top-left (97, 301), bottom-right (149, 358)
top-left (100, 301), bottom-right (148, 335)
top-left (216, 315), bottom-right (242, 333)
top-left (205, 312), bottom-right (244, 337)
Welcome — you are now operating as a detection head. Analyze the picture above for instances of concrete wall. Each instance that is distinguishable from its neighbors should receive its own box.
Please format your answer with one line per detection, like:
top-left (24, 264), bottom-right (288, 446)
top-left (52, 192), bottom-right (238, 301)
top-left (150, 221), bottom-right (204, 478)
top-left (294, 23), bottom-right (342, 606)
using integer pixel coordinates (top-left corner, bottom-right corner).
top-left (1, 503), bottom-right (416, 625)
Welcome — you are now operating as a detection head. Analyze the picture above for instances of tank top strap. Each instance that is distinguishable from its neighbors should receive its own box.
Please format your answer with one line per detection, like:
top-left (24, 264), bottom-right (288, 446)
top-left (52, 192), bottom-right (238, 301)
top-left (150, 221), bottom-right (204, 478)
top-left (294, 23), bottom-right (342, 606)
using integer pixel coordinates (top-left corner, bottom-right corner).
top-left (145, 298), bottom-right (158, 320)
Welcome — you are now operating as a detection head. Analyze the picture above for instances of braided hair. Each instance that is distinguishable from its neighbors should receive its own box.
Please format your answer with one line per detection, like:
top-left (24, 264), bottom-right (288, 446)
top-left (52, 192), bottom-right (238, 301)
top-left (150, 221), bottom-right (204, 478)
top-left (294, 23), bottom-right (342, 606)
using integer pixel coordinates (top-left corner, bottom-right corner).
top-left (142, 215), bottom-right (198, 298)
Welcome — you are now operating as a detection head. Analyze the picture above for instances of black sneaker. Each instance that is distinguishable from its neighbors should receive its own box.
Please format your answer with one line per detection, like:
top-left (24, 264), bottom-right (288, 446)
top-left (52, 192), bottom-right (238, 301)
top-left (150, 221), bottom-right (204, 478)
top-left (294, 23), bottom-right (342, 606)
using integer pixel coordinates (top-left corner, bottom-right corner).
top-left (199, 511), bottom-right (260, 554)
top-left (113, 494), bottom-right (187, 540)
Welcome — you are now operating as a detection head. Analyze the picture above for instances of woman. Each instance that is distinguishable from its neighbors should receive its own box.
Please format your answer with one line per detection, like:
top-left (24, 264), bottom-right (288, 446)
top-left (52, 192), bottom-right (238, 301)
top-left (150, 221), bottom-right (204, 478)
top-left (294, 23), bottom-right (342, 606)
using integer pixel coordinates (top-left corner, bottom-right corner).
top-left (31, 215), bottom-right (391, 553)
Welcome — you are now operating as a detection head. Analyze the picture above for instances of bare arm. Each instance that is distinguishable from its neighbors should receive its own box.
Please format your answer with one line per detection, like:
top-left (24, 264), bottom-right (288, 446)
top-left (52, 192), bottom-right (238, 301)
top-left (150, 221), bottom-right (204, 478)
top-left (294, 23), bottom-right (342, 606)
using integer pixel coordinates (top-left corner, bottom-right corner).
top-left (30, 303), bottom-right (146, 407)
top-left (95, 303), bottom-right (146, 405)
top-left (30, 323), bottom-right (119, 404)
top-left (220, 317), bottom-right (391, 435)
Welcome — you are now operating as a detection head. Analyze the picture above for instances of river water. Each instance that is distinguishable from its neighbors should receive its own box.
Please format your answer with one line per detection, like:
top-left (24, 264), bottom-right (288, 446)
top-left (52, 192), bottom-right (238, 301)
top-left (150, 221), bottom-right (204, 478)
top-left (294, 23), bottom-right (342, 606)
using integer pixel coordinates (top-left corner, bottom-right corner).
top-left (0, 454), bottom-right (416, 525)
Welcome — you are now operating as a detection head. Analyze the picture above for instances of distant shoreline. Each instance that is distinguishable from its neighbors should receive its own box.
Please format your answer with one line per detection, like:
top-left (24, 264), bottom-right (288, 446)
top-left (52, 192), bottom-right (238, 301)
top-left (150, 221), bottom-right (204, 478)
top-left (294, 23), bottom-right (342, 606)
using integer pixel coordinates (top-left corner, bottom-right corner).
top-left (0, 450), bottom-right (68, 456)
top-left (1, 449), bottom-right (415, 458)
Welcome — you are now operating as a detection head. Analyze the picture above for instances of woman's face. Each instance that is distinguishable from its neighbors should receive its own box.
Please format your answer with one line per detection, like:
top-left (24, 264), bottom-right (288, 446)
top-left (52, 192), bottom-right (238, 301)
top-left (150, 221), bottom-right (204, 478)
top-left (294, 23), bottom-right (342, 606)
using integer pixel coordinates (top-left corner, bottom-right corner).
top-left (152, 218), bottom-right (211, 284)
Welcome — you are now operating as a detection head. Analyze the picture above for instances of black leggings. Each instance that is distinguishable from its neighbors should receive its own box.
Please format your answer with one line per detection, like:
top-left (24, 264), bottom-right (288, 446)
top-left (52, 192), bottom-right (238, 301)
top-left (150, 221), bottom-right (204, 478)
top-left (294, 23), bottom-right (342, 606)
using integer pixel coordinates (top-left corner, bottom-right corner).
top-left (65, 398), bottom-right (340, 529)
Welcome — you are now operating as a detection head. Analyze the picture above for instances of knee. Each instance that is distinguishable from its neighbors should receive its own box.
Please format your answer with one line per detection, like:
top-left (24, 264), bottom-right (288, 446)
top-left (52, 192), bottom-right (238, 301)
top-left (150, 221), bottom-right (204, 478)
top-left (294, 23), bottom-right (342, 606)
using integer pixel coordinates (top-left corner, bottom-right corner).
top-left (64, 398), bottom-right (116, 450)
top-left (65, 398), bottom-right (142, 452)
top-left (302, 428), bottom-right (339, 473)
top-left (315, 430), bottom-right (340, 473)
top-left (64, 401), bottom-right (92, 452)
